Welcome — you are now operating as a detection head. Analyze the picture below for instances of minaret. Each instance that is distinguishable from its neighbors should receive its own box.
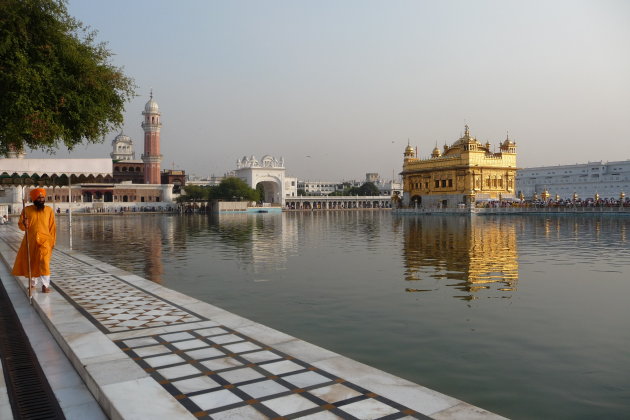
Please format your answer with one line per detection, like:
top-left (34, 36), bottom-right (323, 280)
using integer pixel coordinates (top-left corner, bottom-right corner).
top-left (141, 91), bottom-right (163, 184)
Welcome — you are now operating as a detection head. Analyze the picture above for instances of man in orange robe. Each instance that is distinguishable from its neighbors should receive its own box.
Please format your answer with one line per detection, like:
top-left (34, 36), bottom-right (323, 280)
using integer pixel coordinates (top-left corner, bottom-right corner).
top-left (12, 188), bottom-right (56, 293)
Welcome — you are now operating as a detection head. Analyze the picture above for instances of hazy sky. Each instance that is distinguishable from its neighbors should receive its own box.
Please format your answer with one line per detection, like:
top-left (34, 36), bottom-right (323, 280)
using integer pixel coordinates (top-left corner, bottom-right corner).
top-left (30, 0), bottom-right (630, 181)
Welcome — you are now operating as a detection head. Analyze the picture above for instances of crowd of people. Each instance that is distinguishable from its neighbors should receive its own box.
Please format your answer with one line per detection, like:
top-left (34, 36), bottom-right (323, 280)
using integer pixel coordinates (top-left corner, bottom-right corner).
top-left (476, 197), bottom-right (630, 208)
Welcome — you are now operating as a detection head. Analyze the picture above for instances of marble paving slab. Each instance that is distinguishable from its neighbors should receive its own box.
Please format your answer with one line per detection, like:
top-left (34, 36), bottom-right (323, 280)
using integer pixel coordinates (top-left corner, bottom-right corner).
top-left (114, 326), bottom-right (428, 419)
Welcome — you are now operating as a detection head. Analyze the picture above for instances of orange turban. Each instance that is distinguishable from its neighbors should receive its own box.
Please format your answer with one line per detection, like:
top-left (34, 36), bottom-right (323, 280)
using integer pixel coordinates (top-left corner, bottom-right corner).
top-left (29, 188), bottom-right (46, 201)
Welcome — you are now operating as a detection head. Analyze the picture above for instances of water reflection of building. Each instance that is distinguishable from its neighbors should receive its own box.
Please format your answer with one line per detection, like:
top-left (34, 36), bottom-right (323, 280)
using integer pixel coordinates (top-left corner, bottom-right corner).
top-left (112, 216), bottom-right (166, 284)
top-left (144, 219), bottom-right (164, 283)
top-left (402, 216), bottom-right (519, 300)
top-left (209, 213), bottom-right (298, 275)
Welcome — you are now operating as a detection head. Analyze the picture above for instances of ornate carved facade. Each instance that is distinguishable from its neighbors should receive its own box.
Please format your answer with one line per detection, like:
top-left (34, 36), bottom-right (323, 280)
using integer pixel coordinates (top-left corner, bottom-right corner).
top-left (234, 155), bottom-right (288, 205)
top-left (236, 155), bottom-right (285, 169)
top-left (401, 125), bottom-right (517, 207)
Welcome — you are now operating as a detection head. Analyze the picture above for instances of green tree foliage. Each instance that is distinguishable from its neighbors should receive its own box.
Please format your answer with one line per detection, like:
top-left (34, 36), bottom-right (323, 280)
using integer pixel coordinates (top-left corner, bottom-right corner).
top-left (179, 185), bottom-right (210, 202)
top-left (358, 182), bottom-right (380, 196)
top-left (209, 177), bottom-right (260, 202)
top-left (341, 182), bottom-right (380, 196)
top-left (0, 0), bottom-right (135, 155)
top-left (346, 186), bottom-right (360, 196)
top-left (256, 183), bottom-right (265, 201)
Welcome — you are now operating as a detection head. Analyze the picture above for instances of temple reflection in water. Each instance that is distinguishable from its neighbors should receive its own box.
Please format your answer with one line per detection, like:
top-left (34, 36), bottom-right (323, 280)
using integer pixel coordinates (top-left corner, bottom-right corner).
top-left (401, 215), bottom-right (519, 300)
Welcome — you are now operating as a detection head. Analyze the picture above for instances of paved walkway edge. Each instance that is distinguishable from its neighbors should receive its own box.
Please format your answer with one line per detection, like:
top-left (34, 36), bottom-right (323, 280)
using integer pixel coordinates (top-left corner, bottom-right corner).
top-left (0, 227), bottom-right (506, 419)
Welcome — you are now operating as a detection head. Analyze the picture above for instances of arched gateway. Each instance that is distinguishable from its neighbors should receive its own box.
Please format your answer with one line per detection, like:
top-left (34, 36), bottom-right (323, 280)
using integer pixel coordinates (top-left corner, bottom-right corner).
top-left (234, 155), bottom-right (286, 206)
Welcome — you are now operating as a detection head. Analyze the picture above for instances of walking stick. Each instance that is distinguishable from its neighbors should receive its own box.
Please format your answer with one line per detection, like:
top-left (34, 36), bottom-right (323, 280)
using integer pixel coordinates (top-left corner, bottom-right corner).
top-left (22, 189), bottom-right (33, 304)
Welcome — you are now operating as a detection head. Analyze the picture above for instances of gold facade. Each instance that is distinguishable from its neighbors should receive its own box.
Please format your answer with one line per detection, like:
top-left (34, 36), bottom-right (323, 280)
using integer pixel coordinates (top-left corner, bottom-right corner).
top-left (401, 125), bottom-right (517, 207)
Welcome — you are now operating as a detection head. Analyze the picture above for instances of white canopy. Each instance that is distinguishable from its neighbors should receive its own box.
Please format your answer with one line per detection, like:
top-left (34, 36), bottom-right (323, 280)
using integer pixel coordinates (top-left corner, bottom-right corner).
top-left (0, 158), bottom-right (112, 177)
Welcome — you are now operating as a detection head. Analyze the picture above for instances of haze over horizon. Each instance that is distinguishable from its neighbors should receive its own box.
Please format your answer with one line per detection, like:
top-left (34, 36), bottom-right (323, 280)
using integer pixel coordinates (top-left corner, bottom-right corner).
top-left (27, 0), bottom-right (630, 181)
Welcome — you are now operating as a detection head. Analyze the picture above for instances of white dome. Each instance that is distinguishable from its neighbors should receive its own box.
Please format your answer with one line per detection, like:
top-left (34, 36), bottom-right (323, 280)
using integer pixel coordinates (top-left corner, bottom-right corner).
top-left (144, 97), bottom-right (159, 113)
top-left (112, 132), bottom-right (132, 145)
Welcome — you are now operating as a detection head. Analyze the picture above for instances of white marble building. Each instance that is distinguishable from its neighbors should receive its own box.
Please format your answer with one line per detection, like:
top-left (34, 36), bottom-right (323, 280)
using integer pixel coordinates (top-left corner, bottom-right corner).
top-left (0, 158), bottom-right (175, 213)
top-left (298, 174), bottom-right (402, 197)
top-left (234, 155), bottom-right (294, 205)
top-left (110, 131), bottom-right (136, 161)
top-left (516, 160), bottom-right (630, 200)
top-left (284, 176), bottom-right (298, 198)
top-left (298, 181), bottom-right (341, 195)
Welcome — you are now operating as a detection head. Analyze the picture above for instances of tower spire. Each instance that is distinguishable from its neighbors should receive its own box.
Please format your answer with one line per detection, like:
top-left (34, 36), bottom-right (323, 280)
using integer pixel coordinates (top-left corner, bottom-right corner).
top-left (141, 92), bottom-right (163, 184)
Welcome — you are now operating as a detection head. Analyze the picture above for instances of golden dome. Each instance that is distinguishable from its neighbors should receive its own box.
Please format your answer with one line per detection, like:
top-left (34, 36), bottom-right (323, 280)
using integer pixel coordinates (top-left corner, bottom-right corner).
top-left (451, 125), bottom-right (480, 148)
top-left (404, 143), bottom-right (415, 157)
top-left (502, 133), bottom-right (515, 147)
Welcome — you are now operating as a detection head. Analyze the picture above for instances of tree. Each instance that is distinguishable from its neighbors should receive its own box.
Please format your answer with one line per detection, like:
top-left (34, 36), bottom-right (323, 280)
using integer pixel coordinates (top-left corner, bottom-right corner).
top-left (209, 177), bottom-right (260, 202)
top-left (346, 186), bottom-right (360, 196)
top-left (256, 183), bottom-right (265, 201)
top-left (358, 182), bottom-right (380, 196)
top-left (179, 185), bottom-right (210, 203)
top-left (0, 0), bottom-right (135, 155)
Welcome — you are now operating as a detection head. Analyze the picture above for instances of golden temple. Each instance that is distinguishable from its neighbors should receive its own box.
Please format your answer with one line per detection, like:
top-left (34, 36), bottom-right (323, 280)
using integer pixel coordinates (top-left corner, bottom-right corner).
top-left (401, 125), bottom-right (517, 208)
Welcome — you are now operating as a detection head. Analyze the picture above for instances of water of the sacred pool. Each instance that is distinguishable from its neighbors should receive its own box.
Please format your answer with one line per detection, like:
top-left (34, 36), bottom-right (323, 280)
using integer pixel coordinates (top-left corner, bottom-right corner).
top-left (56, 212), bottom-right (630, 419)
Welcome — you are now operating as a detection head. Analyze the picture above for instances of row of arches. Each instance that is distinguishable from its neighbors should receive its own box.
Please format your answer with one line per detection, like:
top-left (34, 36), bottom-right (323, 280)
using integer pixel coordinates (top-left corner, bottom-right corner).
top-left (285, 198), bottom-right (392, 210)
top-left (114, 166), bottom-right (142, 172)
top-left (0, 172), bottom-right (113, 185)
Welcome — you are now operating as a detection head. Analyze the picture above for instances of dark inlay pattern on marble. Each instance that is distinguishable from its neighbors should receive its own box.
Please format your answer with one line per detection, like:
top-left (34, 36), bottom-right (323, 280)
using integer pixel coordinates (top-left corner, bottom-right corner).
top-left (116, 327), bottom-right (429, 419)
